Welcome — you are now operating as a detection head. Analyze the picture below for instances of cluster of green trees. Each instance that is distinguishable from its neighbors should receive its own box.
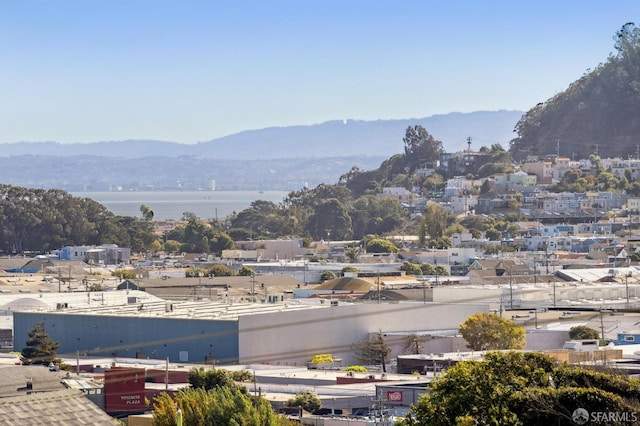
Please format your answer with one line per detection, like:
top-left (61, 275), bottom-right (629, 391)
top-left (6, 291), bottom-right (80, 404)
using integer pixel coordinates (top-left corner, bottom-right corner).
top-left (153, 367), bottom-right (296, 426)
top-left (153, 367), bottom-right (321, 424)
top-left (0, 121), bottom-right (541, 256)
top-left (400, 260), bottom-right (449, 277)
top-left (0, 185), bottom-right (157, 254)
top-left (399, 351), bottom-right (640, 425)
top-left (510, 23), bottom-right (640, 160)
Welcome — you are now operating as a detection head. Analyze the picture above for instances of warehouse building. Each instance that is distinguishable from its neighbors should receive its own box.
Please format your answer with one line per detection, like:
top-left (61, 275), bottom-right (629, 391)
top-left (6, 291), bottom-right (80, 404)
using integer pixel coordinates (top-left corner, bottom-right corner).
top-left (13, 295), bottom-right (487, 366)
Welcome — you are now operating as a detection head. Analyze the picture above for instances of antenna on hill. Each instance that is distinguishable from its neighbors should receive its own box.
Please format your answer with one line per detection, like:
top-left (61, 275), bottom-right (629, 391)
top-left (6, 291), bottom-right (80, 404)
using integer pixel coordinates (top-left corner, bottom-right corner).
top-left (466, 137), bottom-right (472, 153)
top-left (555, 139), bottom-right (561, 158)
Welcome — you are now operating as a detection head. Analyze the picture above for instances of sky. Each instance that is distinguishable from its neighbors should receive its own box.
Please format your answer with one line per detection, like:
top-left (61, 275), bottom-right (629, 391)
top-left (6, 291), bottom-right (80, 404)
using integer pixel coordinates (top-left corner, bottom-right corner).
top-left (2, 1), bottom-right (640, 144)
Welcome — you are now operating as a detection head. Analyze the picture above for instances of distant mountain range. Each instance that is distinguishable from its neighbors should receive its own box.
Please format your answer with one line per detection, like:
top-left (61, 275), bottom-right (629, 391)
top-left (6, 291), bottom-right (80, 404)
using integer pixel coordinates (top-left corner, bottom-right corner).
top-left (0, 110), bottom-right (523, 191)
top-left (2, 110), bottom-right (522, 160)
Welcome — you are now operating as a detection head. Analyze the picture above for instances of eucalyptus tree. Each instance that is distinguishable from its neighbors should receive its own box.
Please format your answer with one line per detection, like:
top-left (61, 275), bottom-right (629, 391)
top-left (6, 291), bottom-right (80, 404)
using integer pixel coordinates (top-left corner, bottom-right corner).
top-left (403, 125), bottom-right (443, 172)
top-left (306, 198), bottom-right (353, 240)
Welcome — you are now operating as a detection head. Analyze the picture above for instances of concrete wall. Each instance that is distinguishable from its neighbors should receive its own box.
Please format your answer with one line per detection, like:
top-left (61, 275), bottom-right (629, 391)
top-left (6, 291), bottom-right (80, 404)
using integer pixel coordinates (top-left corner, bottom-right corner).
top-left (13, 313), bottom-right (239, 364)
top-left (237, 302), bottom-right (488, 367)
top-left (525, 329), bottom-right (569, 351)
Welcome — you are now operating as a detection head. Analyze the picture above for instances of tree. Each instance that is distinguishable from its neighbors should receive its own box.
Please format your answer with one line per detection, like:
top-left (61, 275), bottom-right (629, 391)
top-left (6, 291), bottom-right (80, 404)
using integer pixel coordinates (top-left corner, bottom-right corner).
top-left (152, 386), bottom-right (295, 426)
top-left (0, 185), bottom-right (152, 254)
top-left (286, 391), bottom-right (322, 413)
top-left (350, 196), bottom-right (408, 238)
top-left (188, 367), bottom-right (236, 391)
top-left (307, 198), bottom-right (353, 240)
top-left (403, 125), bottom-right (443, 172)
top-left (341, 266), bottom-right (360, 275)
top-left (21, 321), bottom-right (60, 365)
top-left (113, 269), bottom-right (137, 279)
top-left (568, 325), bottom-right (600, 340)
top-left (163, 239), bottom-right (182, 254)
top-left (320, 270), bottom-right (337, 282)
top-left (149, 239), bottom-right (162, 254)
top-left (422, 201), bottom-right (449, 240)
top-left (459, 313), bottom-right (526, 351)
top-left (614, 22), bottom-right (640, 59)
top-left (344, 246), bottom-right (361, 263)
top-left (206, 264), bottom-right (235, 277)
top-left (365, 238), bottom-right (398, 253)
top-left (209, 231), bottom-right (235, 255)
top-left (139, 204), bottom-right (154, 221)
top-left (352, 332), bottom-right (391, 373)
top-left (398, 351), bottom-right (640, 426)
top-left (238, 266), bottom-right (255, 276)
top-left (400, 261), bottom-right (423, 275)
top-left (401, 333), bottom-right (428, 355)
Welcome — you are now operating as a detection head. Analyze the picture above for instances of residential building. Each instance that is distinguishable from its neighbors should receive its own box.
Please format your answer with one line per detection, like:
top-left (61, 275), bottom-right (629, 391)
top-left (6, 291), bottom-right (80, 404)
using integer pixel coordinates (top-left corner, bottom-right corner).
top-left (60, 244), bottom-right (130, 265)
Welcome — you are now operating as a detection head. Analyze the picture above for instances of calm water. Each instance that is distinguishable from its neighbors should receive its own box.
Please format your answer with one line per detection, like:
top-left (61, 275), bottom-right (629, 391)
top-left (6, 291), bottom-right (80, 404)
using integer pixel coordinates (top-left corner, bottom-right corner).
top-left (72, 191), bottom-right (289, 220)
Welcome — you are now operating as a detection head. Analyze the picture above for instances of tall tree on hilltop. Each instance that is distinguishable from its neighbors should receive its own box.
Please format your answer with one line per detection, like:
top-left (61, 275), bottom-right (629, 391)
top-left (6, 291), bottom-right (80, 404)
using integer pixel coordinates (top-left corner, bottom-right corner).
top-left (403, 125), bottom-right (443, 173)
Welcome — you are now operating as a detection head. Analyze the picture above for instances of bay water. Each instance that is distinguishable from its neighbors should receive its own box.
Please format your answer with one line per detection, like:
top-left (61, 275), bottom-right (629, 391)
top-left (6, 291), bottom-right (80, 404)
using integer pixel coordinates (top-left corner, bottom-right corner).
top-left (71, 191), bottom-right (289, 221)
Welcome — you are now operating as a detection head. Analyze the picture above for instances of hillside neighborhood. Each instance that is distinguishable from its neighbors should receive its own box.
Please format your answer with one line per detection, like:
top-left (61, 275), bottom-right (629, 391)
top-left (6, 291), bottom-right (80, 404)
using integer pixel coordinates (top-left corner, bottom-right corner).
top-left (3, 150), bottom-right (640, 423)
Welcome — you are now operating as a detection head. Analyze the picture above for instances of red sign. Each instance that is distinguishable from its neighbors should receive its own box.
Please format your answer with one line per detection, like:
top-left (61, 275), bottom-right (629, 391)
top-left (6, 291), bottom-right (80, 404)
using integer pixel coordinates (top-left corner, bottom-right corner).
top-left (104, 367), bottom-right (146, 413)
top-left (387, 391), bottom-right (403, 402)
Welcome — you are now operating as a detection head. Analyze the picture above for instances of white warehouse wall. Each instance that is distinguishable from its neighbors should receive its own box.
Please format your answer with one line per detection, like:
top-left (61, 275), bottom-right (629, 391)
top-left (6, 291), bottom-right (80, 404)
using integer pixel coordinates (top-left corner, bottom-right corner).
top-left (237, 302), bottom-right (488, 367)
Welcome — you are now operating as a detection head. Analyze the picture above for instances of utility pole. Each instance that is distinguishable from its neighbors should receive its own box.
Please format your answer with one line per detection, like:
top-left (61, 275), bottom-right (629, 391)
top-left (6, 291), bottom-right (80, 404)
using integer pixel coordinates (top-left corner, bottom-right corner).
top-left (626, 272), bottom-right (632, 307)
top-left (377, 268), bottom-right (381, 303)
top-left (509, 268), bottom-right (513, 310)
top-left (250, 274), bottom-right (256, 302)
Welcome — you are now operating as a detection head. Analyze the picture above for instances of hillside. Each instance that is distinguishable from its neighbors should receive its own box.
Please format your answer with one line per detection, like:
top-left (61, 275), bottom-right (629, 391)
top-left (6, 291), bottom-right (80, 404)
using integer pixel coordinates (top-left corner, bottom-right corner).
top-left (510, 23), bottom-right (640, 160)
top-left (1, 110), bottom-right (521, 160)
top-left (0, 110), bottom-right (522, 191)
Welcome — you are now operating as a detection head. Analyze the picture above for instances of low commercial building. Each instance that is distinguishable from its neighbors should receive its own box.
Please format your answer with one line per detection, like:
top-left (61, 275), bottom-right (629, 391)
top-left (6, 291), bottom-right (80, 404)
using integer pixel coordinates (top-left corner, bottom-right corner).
top-left (13, 295), bottom-right (487, 367)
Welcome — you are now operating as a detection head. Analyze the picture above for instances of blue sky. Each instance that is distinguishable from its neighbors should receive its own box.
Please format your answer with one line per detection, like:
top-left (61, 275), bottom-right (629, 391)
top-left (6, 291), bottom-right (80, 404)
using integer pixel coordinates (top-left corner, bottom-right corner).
top-left (2, 1), bottom-right (639, 144)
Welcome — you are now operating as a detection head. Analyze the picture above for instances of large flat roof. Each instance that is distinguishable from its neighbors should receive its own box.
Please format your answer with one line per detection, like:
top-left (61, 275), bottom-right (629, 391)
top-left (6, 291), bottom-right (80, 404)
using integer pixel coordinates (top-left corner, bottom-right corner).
top-left (16, 295), bottom-right (330, 321)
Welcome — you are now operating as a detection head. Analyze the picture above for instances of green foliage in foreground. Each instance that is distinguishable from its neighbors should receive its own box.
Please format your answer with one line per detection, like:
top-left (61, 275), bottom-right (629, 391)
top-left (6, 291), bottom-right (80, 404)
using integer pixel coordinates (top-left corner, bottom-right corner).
top-left (398, 351), bottom-right (640, 426)
top-left (153, 368), bottom-right (296, 426)
top-left (152, 387), bottom-right (296, 426)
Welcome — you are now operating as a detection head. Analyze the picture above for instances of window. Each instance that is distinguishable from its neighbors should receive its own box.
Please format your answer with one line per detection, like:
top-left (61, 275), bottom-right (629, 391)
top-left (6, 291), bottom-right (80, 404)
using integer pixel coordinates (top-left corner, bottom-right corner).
top-left (625, 335), bottom-right (635, 342)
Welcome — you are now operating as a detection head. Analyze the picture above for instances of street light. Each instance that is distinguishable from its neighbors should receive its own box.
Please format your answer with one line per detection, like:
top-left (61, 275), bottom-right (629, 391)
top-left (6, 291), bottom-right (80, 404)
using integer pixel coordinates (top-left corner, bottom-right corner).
top-left (626, 272), bottom-right (632, 306)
